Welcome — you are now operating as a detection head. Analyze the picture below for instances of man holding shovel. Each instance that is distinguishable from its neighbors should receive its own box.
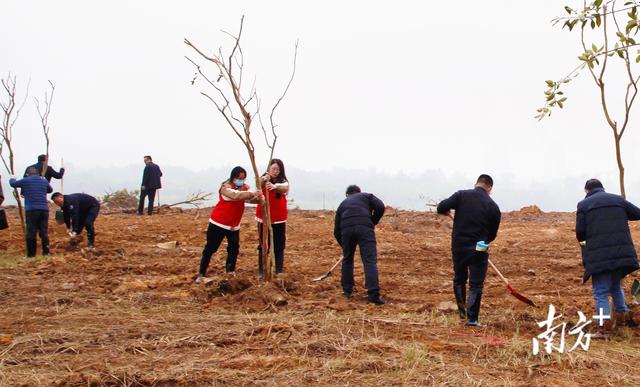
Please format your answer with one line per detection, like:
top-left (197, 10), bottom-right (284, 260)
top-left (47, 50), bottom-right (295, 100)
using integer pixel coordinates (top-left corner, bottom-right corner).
top-left (334, 185), bottom-right (385, 305)
top-left (576, 178), bottom-right (640, 336)
top-left (437, 174), bottom-right (501, 327)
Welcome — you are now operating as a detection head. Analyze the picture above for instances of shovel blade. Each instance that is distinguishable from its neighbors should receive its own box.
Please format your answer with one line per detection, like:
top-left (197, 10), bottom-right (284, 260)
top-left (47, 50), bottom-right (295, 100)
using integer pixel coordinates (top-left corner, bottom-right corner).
top-left (507, 284), bottom-right (537, 307)
top-left (312, 271), bottom-right (332, 282)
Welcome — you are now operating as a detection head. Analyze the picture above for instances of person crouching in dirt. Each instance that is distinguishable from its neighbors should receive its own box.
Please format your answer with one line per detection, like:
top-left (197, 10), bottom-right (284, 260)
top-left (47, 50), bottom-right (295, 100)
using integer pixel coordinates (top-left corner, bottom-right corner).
top-left (576, 179), bottom-right (640, 337)
top-left (437, 174), bottom-right (501, 327)
top-left (195, 167), bottom-right (263, 284)
top-left (256, 159), bottom-right (289, 278)
top-left (51, 192), bottom-right (101, 249)
top-left (334, 185), bottom-right (386, 305)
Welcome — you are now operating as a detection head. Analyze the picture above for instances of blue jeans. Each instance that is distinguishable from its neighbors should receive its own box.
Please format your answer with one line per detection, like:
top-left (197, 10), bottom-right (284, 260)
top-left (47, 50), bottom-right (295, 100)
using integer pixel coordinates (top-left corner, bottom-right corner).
top-left (591, 270), bottom-right (629, 321)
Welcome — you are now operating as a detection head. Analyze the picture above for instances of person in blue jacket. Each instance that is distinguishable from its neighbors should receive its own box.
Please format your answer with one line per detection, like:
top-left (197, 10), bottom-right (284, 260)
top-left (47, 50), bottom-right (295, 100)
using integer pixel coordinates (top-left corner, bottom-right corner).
top-left (137, 155), bottom-right (163, 215)
top-left (576, 178), bottom-right (640, 334)
top-left (9, 167), bottom-right (53, 257)
top-left (52, 192), bottom-right (100, 248)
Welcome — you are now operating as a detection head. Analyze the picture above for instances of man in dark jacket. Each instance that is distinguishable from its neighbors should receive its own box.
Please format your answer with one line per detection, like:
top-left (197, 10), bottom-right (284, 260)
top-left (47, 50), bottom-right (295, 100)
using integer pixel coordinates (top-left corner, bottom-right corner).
top-left (576, 179), bottom-right (640, 332)
top-left (23, 154), bottom-right (65, 182)
top-left (137, 155), bottom-right (163, 215)
top-left (437, 174), bottom-right (501, 327)
top-left (52, 192), bottom-right (100, 248)
top-left (9, 168), bottom-right (53, 257)
top-left (334, 185), bottom-right (386, 305)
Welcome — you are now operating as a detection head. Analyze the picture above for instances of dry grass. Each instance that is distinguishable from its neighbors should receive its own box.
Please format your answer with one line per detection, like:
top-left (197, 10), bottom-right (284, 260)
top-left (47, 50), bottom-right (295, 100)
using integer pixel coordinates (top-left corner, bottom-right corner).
top-left (1, 208), bottom-right (640, 385)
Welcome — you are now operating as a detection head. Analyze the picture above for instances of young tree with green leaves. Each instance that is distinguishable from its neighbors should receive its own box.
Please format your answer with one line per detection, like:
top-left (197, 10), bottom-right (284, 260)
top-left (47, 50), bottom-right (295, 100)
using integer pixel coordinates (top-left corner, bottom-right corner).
top-left (537, 0), bottom-right (640, 198)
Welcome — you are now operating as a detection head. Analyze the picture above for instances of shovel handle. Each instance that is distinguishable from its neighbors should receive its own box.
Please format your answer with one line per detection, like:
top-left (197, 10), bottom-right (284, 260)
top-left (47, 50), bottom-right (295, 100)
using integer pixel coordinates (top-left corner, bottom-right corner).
top-left (328, 257), bottom-right (344, 272)
top-left (488, 258), bottom-right (509, 286)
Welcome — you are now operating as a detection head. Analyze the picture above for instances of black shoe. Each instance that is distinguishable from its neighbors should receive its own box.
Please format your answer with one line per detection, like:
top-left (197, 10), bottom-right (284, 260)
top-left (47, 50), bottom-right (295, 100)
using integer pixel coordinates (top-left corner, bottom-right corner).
top-left (465, 320), bottom-right (482, 327)
top-left (453, 284), bottom-right (467, 320)
top-left (343, 291), bottom-right (352, 299)
top-left (367, 295), bottom-right (385, 305)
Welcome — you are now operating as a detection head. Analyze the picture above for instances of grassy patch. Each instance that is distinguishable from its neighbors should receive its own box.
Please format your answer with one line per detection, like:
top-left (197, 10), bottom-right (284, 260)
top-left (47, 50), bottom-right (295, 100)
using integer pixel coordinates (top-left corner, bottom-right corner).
top-left (0, 251), bottom-right (22, 268)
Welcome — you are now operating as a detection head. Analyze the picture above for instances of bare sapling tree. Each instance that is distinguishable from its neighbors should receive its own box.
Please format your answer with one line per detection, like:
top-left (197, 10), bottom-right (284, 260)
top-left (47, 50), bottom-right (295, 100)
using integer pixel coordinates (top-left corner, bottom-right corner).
top-left (165, 191), bottom-right (213, 209)
top-left (537, 0), bottom-right (640, 198)
top-left (0, 73), bottom-right (30, 249)
top-left (34, 80), bottom-right (55, 177)
top-left (185, 16), bottom-right (297, 281)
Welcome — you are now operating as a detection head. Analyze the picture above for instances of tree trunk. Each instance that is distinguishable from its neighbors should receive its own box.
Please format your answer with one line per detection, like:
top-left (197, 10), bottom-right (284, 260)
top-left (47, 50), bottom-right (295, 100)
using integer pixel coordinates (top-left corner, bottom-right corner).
top-left (614, 133), bottom-right (626, 198)
top-left (246, 148), bottom-right (275, 281)
top-left (12, 189), bottom-right (27, 254)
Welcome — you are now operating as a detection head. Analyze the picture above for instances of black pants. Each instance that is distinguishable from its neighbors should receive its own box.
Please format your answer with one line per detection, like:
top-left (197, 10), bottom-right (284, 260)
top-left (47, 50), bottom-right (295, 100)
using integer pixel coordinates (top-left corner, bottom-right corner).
top-left (78, 205), bottom-right (100, 245)
top-left (26, 210), bottom-right (49, 257)
top-left (138, 188), bottom-right (157, 215)
top-left (453, 250), bottom-right (488, 322)
top-left (340, 225), bottom-right (380, 297)
top-left (199, 223), bottom-right (240, 276)
top-left (257, 222), bottom-right (286, 274)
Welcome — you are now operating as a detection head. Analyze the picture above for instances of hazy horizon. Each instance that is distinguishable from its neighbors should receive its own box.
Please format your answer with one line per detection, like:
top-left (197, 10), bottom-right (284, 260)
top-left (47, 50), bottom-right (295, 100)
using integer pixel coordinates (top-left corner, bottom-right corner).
top-left (2, 162), bottom-right (631, 213)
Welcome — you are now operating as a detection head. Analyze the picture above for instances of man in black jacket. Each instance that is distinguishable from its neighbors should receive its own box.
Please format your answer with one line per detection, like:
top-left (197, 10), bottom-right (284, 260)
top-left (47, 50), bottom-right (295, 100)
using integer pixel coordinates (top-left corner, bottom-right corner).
top-left (52, 192), bottom-right (101, 248)
top-left (576, 179), bottom-right (640, 332)
top-left (23, 154), bottom-right (65, 182)
top-left (437, 174), bottom-right (501, 327)
top-left (138, 155), bottom-right (163, 215)
top-left (334, 185), bottom-right (385, 305)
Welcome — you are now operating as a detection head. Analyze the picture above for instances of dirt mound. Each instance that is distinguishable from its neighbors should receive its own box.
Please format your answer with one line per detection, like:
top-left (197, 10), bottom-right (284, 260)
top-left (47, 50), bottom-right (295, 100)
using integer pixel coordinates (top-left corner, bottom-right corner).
top-left (513, 204), bottom-right (544, 216)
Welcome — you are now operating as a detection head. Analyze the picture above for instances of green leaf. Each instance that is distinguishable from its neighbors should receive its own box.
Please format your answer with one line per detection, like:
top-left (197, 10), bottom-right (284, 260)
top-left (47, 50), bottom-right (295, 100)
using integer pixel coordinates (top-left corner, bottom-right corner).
top-left (618, 49), bottom-right (626, 58)
top-left (558, 101), bottom-right (564, 108)
top-left (592, 43), bottom-right (598, 52)
top-left (629, 37), bottom-right (637, 45)
top-left (596, 14), bottom-right (602, 27)
top-left (558, 97), bottom-right (567, 103)
top-left (635, 54), bottom-right (640, 63)
top-left (594, 0), bottom-right (603, 7)
top-left (545, 80), bottom-right (554, 87)
top-left (546, 93), bottom-right (555, 101)
top-left (565, 6), bottom-right (573, 14)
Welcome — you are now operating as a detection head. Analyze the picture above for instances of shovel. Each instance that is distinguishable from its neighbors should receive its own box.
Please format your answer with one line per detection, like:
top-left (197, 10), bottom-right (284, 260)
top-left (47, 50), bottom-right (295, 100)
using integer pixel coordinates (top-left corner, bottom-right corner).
top-left (54, 157), bottom-right (65, 225)
top-left (312, 257), bottom-right (343, 282)
top-left (488, 259), bottom-right (537, 307)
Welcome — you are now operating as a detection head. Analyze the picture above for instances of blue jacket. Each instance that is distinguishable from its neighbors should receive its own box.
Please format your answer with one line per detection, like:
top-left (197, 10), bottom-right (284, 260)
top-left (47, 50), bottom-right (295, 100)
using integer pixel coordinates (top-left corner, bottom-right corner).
top-left (141, 162), bottom-right (162, 190)
top-left (9, 175), bottom-right (53, 211)
top-left (334, 192), bottom-right (385, 244)
top-left (576, 187), bottom-right (640, 282)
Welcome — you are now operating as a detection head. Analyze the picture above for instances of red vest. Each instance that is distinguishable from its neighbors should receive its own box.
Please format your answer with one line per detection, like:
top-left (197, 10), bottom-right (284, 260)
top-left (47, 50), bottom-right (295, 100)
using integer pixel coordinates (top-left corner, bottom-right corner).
top-left (256, 186), bottom-right (287, 223)
top-left (210, 184), bottom-right (249, 230)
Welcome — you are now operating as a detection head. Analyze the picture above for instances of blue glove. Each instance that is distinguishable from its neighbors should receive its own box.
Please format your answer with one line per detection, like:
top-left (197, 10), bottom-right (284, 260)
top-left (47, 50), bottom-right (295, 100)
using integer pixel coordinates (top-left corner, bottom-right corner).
top-left (475, 241), bottom-right (489, 252)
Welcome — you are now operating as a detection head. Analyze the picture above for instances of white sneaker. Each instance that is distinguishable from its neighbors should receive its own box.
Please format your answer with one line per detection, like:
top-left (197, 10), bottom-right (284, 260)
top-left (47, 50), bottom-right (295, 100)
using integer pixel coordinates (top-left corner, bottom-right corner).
top-left (194, 275), bottom-right (203, 284)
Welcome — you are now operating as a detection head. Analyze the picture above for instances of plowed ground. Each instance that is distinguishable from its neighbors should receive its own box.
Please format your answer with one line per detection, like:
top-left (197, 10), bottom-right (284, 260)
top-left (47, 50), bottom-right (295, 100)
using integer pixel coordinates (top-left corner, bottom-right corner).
top-left (1, 206), bottom-right (639, 386)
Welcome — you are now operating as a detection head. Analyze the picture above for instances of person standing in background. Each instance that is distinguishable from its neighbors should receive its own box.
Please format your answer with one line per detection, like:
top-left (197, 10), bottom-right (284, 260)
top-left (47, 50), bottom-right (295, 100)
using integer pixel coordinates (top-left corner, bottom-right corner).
top-left (137, 155), bottom-right (163, 215)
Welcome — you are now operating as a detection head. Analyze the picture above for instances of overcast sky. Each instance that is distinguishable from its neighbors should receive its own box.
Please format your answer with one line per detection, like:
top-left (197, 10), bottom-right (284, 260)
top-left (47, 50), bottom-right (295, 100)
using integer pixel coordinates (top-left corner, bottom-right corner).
top-left (3, 1), bottom-right (640, 210)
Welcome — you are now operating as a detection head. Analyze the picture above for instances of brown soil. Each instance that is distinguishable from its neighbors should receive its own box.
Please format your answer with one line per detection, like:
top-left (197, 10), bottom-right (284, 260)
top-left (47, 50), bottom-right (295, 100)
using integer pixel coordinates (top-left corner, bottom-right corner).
top-left (1, 206), bottom-right (639, 385)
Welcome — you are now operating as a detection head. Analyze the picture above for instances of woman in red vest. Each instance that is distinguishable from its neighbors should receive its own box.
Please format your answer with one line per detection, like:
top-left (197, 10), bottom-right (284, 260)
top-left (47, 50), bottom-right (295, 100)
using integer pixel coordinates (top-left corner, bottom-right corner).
top-left (256, 158), bottom-right (290, 277)
top-left (195, 166), bottom-right (261, 284)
